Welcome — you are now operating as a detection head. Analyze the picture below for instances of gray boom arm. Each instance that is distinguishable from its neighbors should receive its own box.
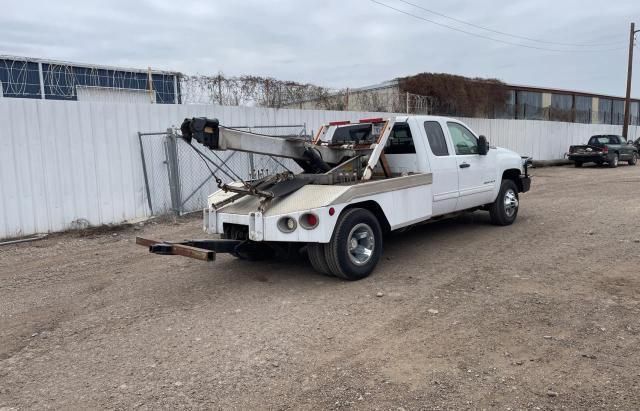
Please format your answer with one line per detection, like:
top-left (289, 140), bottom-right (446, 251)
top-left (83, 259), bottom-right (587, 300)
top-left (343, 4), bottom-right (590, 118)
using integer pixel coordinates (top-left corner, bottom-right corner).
top-left (180, 117), bottom-right (355, 166)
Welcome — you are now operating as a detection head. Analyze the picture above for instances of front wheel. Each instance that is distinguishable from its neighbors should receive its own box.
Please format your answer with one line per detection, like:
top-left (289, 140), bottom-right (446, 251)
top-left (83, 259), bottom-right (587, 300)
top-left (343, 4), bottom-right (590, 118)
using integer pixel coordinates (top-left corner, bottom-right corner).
top-left (489, 180), bottom-right (520, 226)
top-left (628, 152), bottom-right (638, 166)
top-left (324, 208), bottom-right (383, 281)
top-left (574, 161), bottom-right (583, 168)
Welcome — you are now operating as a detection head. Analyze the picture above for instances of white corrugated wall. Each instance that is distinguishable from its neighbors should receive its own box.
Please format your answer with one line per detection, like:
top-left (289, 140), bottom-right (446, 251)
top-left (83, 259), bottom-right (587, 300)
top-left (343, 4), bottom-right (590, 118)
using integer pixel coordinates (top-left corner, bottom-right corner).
top-left (0, 99), bottom-right (638, 239)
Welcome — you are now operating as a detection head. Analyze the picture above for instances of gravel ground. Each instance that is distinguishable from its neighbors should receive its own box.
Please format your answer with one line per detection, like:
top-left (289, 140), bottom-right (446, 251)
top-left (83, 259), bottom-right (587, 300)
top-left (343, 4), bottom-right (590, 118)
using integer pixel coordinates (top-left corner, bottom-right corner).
top-left (1, 164), bottom-right (640, 410)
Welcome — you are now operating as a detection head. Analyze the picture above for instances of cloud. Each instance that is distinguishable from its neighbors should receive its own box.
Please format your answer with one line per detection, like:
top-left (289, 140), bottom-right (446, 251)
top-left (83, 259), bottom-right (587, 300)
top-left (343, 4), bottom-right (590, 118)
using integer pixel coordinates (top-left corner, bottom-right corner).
top-left (0, 0), bottom-right (636, 96)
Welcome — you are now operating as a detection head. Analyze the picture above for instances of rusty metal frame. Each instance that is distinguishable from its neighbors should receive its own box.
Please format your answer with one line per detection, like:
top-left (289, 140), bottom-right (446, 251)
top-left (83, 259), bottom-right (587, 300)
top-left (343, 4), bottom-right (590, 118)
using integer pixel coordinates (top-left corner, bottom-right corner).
top-left (136, 237), bottom-right (215, 261)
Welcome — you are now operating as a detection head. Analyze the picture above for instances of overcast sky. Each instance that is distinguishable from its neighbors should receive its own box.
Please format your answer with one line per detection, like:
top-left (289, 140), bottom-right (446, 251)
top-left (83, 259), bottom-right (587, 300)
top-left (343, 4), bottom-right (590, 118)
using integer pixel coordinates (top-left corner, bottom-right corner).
top-left (2, 0), bottom-right (638, 96)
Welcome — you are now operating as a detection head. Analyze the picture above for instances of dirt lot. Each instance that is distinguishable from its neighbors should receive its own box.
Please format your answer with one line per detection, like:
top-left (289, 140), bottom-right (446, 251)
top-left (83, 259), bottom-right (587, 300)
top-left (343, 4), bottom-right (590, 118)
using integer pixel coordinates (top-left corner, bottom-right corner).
top-left (1, 164), bottom-right (640, 410)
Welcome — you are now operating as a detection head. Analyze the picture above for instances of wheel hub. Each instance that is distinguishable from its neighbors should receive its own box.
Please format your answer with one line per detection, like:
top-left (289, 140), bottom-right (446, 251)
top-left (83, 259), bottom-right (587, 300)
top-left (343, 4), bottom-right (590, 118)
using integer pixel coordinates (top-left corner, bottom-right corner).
top-left (347, 223), bottom-right (375, 266)
top-left (504, 189), bottom-right (519, 217)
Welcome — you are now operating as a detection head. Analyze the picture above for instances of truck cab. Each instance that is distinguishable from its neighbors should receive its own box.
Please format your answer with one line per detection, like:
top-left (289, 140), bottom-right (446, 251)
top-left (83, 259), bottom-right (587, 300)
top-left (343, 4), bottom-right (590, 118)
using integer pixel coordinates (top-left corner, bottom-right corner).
top-left (383, 116), bottom-right (528, 217)
top-left (139, 115), bottom-right (531, 280)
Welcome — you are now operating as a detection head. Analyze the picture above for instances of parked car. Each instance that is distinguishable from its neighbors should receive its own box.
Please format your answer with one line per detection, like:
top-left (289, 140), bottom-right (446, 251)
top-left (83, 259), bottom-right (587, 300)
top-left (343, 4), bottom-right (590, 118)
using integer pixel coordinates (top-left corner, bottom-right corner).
top-left (568, 135), bottom-right (638, 168)
top-left (634, 137), bottom-right (640, 151)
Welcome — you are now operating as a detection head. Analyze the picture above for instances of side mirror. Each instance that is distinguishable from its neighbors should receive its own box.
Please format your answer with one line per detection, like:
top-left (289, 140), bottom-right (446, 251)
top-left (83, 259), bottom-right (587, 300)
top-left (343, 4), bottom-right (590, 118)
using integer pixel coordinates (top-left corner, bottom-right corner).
top-left (478, 135), bottom-right (489, 155)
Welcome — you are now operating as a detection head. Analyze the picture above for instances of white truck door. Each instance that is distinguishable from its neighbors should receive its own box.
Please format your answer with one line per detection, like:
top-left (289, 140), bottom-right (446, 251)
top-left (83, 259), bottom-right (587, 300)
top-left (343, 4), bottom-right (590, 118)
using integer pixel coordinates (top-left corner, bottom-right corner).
top-left (445, 121), bottom-right (496, 211)
top-left (421, 120), bottom-right (459, 216)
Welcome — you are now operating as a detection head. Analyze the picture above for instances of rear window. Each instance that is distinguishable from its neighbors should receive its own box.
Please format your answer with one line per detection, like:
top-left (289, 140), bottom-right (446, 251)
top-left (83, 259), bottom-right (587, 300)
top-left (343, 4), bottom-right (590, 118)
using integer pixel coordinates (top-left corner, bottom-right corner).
top-left (423, 121), bottom-right (449, 156)
top-left (385, 123), bottom-right (416, 154)
top-left (331, 124), bottom-right (373, 144)
top-left (589, 135), bottom-right (619, 145)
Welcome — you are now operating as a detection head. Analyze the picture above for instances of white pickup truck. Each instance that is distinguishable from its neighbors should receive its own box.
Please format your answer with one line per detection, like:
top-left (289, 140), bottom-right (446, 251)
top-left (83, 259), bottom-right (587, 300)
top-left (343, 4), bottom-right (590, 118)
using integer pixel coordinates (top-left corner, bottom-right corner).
top-left (138, 115), bottom-right (531, 280)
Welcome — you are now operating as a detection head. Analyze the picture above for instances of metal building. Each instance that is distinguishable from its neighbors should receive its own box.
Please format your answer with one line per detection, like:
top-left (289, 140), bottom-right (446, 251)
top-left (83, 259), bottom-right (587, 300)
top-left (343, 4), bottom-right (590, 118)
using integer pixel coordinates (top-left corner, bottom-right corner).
top-left (287, 79), bottom-right (640, 126)
top-left (0, 55), bottom-right (181, 104)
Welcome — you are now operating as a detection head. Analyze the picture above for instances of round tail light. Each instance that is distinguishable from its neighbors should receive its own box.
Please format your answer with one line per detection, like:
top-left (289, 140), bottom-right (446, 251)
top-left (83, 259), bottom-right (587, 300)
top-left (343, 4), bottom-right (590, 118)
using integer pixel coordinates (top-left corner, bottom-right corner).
top-left (277, 216), bottom-right (297, 233)
top-left (299, 213), bottom-right (319, 229)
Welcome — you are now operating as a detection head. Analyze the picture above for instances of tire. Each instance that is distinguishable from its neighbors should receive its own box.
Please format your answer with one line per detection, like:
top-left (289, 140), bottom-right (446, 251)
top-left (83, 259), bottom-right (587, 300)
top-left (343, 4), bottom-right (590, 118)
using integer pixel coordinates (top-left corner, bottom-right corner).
top-left (307, 243), bottom-right (333, 276)
top-left (574, 161), bottom-right (583, 168)
top-left (489, 180), bottom-right (520, 226)
top-left (628, 152), bottom-right (638, 166)
top-left (608, 153), bottom-right (619, 168)
top-left (324, 208), bottom-right (383, 281)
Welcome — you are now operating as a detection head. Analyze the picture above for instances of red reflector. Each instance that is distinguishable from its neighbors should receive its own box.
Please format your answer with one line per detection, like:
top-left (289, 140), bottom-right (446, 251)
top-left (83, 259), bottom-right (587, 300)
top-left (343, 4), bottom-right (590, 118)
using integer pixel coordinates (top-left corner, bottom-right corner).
top-left (359, 117), bottom-right (384, 123)
top-left (329, 120), bottom-right (350, 126)
top-left (329, 207), bottom-right (335, 216)
top-left (306, 214), bottom-right (318, 226)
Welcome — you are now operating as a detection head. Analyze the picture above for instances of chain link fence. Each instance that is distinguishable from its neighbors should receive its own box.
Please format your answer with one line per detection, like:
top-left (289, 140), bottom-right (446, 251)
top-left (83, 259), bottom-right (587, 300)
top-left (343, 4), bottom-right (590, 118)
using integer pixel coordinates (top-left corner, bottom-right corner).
top-left (138, 125), bottom-right (306, 216)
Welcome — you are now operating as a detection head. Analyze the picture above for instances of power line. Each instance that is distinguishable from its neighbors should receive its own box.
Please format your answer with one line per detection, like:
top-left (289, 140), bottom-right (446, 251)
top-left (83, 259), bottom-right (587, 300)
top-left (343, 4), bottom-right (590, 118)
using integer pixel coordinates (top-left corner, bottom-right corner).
top-left (369, 0), bottom-right (627, 53)
top-left (396, 0), bottom-right (625, 47)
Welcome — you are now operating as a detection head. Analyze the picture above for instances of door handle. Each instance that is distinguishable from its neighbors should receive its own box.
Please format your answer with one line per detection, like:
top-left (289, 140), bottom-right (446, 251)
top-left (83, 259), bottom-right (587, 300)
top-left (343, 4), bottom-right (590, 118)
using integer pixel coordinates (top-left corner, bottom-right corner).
top-left (459, 163), bottom-right (471, 169)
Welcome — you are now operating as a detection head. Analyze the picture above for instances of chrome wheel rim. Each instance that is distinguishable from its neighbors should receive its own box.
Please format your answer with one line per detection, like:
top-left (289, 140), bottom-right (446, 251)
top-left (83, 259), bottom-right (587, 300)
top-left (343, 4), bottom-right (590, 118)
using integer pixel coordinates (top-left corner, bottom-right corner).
top-left (347, 223), bottom-right (375, 266)
top-left (504, 189), bottom-right (519, 217)
top-left (613, 156), bottom-right (618, 166)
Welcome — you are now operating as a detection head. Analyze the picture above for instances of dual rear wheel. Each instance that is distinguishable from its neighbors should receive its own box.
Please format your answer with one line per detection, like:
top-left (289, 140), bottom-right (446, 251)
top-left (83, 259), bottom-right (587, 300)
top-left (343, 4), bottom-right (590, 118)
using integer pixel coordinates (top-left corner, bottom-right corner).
top-left (308, 208), bottom-right (382, 281)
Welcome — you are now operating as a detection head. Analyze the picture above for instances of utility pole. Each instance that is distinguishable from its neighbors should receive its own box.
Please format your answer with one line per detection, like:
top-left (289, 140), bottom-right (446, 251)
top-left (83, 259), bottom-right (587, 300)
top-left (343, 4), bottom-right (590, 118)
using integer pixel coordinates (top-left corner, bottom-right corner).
top-left (622, 22), bottom-right (638, 138)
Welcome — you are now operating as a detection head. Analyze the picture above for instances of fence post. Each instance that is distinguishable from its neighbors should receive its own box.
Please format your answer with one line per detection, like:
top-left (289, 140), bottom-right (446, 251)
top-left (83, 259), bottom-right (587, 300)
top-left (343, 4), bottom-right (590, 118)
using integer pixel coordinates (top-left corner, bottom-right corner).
top-left (164, 128), bottom-right (182, 215)
top-left (249, 153), bottom-right (255, 179)
top-left (406, 92), bottom-right (409, 114)
top-left (137, 132), bottom-right (154, 215)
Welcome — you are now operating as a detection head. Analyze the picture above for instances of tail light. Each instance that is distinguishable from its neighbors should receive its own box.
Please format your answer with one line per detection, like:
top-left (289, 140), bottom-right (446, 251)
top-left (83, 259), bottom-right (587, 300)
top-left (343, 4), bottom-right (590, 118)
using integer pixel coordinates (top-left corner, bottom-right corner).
top-left (299, 213), bottom-right (319, 230)
top-left (277, 216), bottom-right (297, 233)
top-left (602, 145), bottom-right (608, 153)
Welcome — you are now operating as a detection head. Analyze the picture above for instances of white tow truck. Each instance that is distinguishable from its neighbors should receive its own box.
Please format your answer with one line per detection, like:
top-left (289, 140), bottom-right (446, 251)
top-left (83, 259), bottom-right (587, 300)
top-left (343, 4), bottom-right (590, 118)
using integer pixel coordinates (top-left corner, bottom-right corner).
top-left (137, 115), bottom-right (531, 280)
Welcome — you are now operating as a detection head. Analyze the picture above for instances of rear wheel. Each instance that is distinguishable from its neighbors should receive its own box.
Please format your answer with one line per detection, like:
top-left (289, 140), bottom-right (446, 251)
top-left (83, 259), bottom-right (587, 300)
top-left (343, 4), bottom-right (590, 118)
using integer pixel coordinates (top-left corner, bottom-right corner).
top-left (307, 243), bottom-right (332, 276)
top-left (489, 180), bottom-right (519, 226)
top-left (609, 153), bottom-right (619, 168)
top-left (324, 208), bottom-right (382, 281)
top-left (574, 161), bottom-right (583, 168)
top-left (628, 152), bottom-right (638, 166)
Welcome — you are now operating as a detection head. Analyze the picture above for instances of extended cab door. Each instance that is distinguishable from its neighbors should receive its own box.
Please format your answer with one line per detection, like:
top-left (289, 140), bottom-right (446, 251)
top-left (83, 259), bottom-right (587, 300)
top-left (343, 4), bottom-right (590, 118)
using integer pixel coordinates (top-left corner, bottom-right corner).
top-left (445, 121), bottom-right (497, 211)
top-left (421, 120), bottom-right (459, 216)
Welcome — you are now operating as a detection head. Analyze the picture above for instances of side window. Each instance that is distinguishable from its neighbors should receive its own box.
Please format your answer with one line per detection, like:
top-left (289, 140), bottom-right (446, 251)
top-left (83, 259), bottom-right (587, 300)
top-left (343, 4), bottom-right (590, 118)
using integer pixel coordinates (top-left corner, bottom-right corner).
top-left (447, 122), bottom-right (478, 155)
top-left (385, 123), bottom-right (416, 154)
top-left (423, 121), bottom-right (449, 156)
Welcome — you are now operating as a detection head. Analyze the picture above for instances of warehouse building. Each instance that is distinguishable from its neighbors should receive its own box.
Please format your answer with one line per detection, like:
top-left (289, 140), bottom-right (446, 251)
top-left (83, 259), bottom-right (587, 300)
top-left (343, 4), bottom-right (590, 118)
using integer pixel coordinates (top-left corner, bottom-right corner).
top-left (289, 78), bottom-right (640, 126)
top-left (0, 55), bottom-right (181, 104)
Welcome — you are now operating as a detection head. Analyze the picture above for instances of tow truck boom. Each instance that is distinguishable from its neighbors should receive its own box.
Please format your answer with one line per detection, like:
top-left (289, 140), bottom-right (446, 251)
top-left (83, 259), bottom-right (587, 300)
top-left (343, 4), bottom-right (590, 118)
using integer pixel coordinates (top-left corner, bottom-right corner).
top-left (180, 117), bottom-right (362, 172)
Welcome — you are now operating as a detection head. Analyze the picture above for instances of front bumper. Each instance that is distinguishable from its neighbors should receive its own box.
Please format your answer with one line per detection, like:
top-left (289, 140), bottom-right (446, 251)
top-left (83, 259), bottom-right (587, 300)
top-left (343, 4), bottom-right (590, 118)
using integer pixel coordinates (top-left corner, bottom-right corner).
top-left (519, 175), bottom-right (531, 193)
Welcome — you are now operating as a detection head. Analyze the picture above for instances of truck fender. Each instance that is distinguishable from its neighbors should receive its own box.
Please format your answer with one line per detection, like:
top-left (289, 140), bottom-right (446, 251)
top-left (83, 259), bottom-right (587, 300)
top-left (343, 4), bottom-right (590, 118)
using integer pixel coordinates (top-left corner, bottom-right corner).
top-left (502, 168), bottom-right (525, 192)
top-left (342, 200), bottom-right (391, 234)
